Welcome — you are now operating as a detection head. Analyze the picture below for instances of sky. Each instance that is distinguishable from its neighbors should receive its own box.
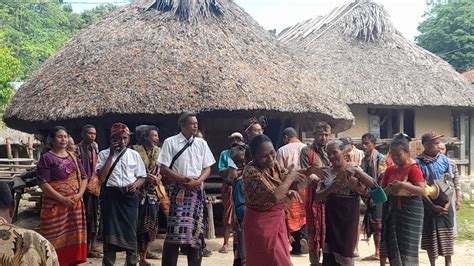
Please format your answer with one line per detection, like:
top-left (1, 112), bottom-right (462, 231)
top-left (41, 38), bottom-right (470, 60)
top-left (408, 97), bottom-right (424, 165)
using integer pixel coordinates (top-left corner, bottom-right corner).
top-left (68, 0), bottom-right (430, 41)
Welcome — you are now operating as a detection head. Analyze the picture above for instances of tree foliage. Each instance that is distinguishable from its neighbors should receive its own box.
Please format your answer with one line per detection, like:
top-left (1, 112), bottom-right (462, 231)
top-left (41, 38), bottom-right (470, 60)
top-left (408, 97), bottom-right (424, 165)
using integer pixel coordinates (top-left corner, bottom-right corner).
top-left (415, 0), bottom-right (474, 73)
top-left (0, 2), bottom-right (117, 108)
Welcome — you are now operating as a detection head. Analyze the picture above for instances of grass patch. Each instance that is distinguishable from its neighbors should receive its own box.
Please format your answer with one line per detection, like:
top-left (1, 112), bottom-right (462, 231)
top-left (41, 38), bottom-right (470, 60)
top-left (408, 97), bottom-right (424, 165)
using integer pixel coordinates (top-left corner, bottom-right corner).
top-left (457, 200), bottom-right (474, 240)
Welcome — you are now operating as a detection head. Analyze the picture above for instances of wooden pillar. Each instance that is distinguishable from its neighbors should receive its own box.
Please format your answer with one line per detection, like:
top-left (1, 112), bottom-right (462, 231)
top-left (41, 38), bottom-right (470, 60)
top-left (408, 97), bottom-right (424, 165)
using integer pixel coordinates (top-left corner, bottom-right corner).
top-left (469, 111), bottom-right (474, 175)
top-left (399, 109), bottom-right (405, 134)
top-left (206, 197), bottom-right (216, 239)
top-left (460, 113), bottom-right (467, 162)
top-left (27, 137), bottom-right (34, 159)
top-left (6, 138), bottom-right (13, 160)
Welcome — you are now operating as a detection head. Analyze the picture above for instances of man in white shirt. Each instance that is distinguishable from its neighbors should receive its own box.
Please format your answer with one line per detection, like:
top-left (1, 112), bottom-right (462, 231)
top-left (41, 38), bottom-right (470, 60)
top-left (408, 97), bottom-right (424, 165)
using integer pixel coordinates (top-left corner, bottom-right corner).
top-left (159, 113), bottom-right (216, 266)
top-left (97, 123), bottom-right (146, 266)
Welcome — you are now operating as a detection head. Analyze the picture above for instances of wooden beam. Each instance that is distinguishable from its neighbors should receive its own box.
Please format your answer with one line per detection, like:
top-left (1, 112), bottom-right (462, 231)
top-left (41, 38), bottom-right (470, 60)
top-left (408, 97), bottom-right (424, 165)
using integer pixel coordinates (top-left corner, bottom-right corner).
top-left (469, 111), bottom-right (474, 175)
top-left (6, 138), bottom-right (12, 160)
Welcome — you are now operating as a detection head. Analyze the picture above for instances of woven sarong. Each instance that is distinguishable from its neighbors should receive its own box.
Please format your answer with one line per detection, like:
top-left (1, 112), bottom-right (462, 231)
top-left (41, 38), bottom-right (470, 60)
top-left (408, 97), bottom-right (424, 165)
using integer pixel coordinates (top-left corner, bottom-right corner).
top-left (287, 189), bottom-right (306, 233)
top-left (306, 182), bottom-right (325, 257)
top-left (244, 204), bottom-right (291, 266)
top-left (421, 198), bottom-right (454, 258)
top-left (222, 183), bottom-right (234, 225)
top-left (380, 196), bottom-right (424, 266)
top-left (40, 172), bottom-right (87, 265)
top-left (137, 197), bottom-right (159, 253)
top-left (165, 183), bottom-right (205, 248)
top-left (323, 193), bottom-right (359, 266)
top-left (101, 187), bottom-right (139, 251)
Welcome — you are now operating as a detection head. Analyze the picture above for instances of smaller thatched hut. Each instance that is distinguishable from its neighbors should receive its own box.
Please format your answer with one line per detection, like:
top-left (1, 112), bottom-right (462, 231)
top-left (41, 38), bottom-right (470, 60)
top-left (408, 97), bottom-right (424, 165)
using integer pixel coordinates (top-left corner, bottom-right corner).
top-left (278, 0), bottom-right (474, 173)
top-left (0, 128), bottom-right (39, 159)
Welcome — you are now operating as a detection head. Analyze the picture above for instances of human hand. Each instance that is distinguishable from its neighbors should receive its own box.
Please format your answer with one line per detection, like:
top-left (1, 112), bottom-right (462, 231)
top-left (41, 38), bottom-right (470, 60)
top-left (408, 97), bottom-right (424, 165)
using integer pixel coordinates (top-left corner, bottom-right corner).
top-left (287, 190), bottom-right (303, 203)
top-left (389, 180), bottom-right (406, 194)
top-left (60, 196), bottom-right (75, 207)
top-left (127, 179), bottom-right (144, 193)
top-left (432, 205), bottom-right (448, 215)
top-left (69, 193), bottom-right (82, 203)
top-left (183, 179), bottom-right (201, 192)
top-left (146, 173), bottom-right (161, 186)
top-left (109, 141), bottom-right (119, 155)
top-left (309, 165), bottom-right (330, 180)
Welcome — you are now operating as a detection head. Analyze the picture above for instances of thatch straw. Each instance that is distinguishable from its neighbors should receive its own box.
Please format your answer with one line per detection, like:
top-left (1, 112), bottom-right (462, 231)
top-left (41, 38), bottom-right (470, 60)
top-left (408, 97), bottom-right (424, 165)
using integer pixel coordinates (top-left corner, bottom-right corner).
top-left (4, 0), bottom-right (354, 133)
top-left (278, 0), bottom-right (474, 107)
top-left (0, 128), bottom-right (38, 145)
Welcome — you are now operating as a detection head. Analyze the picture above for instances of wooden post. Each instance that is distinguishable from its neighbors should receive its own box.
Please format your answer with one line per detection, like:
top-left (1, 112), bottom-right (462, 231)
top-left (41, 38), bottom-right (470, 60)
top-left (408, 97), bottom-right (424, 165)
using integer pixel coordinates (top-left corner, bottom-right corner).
top-left (459, 113), bottom-right (467, 175)
top-left (206, 197), bottom-right (216, 239)
top-left (469, 111), bottom-right (474, 175)
top-left (27, 137), bottom-right (34, 159)
top-left (6, 138), bottom-right (13, 160)
top-left (399, 109), bottom-right (405, 134)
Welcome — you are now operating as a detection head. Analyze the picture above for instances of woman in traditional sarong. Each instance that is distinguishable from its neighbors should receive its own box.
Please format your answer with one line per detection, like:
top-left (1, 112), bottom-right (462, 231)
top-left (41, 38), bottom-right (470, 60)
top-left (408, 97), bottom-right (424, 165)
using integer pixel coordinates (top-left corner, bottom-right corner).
top-left (314, 139), bottom-right (377, 266)
top-left (132, 125), bottom-right (163, 265)
top-left (243, 134), bottom-right (322, 266)
top-left (37, 126), bottom-right (88, 265)
top-left (379, 138), bottom-right (427, 266)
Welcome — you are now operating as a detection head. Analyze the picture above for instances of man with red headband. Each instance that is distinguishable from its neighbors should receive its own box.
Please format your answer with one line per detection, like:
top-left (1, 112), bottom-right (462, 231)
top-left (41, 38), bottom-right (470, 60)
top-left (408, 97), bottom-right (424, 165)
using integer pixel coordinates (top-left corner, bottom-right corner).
top-left (97, 123), bottom-right (147, 266)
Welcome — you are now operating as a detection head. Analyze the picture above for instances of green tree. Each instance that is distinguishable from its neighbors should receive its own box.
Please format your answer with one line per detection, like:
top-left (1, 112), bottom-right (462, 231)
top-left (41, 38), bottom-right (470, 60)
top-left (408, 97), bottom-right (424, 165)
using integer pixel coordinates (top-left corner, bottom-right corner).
top-left (415, 0), bottom-right (474, 72)
top-left (81, 4), bottom-right (117, 27)
top-left (0, 37), bottom-right (20, 108)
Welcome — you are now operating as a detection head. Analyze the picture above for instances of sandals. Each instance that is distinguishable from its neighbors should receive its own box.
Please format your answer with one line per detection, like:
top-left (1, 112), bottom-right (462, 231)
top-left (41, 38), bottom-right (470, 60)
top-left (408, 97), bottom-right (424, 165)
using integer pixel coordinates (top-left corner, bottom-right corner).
top-left (146, 252), bottom-right (161, 260)
top-left (218, 245), bottom-right (229, 254)
top-left (87, 251), bottom-right (103, 258)
top-left (362, 254), bottom-right (380, 261)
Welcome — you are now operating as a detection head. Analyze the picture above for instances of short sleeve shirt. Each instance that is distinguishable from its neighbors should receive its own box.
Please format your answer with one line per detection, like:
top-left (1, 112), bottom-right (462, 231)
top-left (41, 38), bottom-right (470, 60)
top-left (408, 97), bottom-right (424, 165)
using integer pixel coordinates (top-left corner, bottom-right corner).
top-left (157, 133), bottom-right (215, 178)
top-left (218, 149), bottom-right (237, 171)
top-left (37, 152), bottom-right (87, 183)
top-left (96, 148), bottom-right (147, 187)
top-left (380, 163), bottom-right (425, 188)
top-left (243, 161), bottom-right (287, 210)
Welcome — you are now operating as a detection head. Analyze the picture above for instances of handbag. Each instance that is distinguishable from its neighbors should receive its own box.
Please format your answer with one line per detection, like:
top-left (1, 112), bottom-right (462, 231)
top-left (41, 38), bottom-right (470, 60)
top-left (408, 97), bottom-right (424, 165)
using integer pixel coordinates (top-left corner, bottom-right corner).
top-left (369, 182), bottom-right (387, 205)
top-left (86, 174), bottom-right (101, 196)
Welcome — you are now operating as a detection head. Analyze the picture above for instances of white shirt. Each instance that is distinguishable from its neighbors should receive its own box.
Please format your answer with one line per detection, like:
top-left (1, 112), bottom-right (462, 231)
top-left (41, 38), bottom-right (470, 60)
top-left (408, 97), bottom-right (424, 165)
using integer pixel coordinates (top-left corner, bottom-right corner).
top-left (277, 141), bottom-right (307, 170)
top-left (158, 133), bottom-right (216, 179)
top-left (96, 148), bottom-right (147, 187)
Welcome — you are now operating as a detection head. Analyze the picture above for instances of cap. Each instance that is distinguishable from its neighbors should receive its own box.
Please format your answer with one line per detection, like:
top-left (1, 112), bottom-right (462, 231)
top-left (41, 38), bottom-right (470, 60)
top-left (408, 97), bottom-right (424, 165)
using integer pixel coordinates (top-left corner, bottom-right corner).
top-left (228, 132), bottom-right (244, 140)
top-left (421, 131), bottom-right (444, 144)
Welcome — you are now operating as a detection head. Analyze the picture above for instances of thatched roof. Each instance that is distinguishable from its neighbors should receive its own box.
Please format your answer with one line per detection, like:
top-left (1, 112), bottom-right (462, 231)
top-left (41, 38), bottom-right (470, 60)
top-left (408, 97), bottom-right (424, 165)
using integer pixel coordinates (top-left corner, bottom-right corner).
top-left (277, 0), bottom-right (474, 107)
top-left (0, 128), bottom-right (38, 145)
top-left (4, 0), bottom-right (354, 133)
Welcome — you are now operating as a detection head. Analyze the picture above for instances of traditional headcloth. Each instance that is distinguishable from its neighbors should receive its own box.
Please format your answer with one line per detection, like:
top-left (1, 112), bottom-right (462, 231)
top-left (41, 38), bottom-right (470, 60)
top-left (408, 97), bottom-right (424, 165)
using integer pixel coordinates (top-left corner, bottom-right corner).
top-left (111, 123), bottom-right (130, 137)
top-left (313, 121), bottom-right (331, 133)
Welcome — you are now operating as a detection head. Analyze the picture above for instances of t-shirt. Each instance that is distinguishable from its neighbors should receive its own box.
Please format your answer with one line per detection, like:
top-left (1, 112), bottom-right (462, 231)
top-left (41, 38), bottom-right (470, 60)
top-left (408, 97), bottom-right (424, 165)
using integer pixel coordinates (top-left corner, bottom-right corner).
top-left (218, 149), bottom-right (237, 171)
top-left (380, 163), bottom-right (425, 188)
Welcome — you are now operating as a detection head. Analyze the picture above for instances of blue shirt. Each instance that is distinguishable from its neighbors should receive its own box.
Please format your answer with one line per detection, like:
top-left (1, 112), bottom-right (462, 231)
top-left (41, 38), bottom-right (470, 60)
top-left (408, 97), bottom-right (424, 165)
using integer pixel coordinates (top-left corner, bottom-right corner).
top-left (232, 177), bottom-right (245, 222)
top-left (416, 154), bottom-right (453, 185)
top-left (217, 149), bottom-right (237, 172)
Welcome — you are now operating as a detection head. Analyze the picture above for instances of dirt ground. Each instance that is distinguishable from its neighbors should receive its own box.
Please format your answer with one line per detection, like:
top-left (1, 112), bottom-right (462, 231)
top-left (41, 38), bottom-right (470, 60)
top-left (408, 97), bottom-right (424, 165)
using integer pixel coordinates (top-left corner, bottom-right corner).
top-left (15, 205), bottom-right (474, 266)
top-left (81, 236), bottom-right (473, 266)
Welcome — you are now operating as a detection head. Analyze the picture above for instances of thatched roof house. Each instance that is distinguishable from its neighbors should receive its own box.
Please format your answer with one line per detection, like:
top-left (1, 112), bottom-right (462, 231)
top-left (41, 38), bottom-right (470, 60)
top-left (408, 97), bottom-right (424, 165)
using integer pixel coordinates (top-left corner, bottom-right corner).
top-left (277, 0), bottom-right (473, 108)
top-left (4, 0), bottom-right (353, 137)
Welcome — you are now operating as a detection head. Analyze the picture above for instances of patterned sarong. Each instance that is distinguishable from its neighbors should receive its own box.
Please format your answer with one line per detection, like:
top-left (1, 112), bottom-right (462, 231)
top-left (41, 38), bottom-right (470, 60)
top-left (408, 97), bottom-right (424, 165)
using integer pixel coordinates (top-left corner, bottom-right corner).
top-left (306, 182), bottom-right (325, 257)
top-left (165, 183), bottom-right (205, 248)
top-left (222, 183), bottom-right (234, 225)
top-left (380, 196), bottom-right (424, 266)
top-left (137, 196), bottom-right (159, 253)
top-left (421, 198), bottom-right (454, 258)
top-left (287, 189), bottom-right (306, 233)
top-left (40, 172), bottom-right (87, 265)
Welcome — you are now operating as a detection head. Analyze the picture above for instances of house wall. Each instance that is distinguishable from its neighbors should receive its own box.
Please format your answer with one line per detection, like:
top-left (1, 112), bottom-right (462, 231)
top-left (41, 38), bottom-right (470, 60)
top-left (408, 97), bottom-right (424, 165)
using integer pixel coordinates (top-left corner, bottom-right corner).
top-left (338, 105), bottom-right (454, 138)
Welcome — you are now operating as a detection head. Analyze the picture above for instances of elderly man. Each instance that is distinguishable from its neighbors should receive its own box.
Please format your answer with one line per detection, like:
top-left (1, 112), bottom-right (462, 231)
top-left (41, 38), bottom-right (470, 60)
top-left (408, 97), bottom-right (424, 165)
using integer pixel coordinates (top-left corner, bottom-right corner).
top-left (217, 132), bottom-right (245, 254)
top-left (416, 132), bottom-right (454, 266)
top-left (97, 123), bottom-right (147, 266)
top-left (0, 182), bottom-right (59, 265)
top-left (159, 112), bottom-right (215, 266)
top-left (300, 122), bottom-right (331, 266)
top-left (277, 127), bottom-right (308, 255)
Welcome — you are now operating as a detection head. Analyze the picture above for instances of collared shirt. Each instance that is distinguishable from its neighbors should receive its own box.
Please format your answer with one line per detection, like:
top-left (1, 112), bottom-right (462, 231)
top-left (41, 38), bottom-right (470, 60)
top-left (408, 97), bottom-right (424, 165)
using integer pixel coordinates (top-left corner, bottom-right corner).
top-left (277, 140), bottom-right (307, 170)
top-left (96, 148), bottom-right (147, 187)
top-left (0, 217), bottom-right (59, 266)
top-left (416, 154), bottom-right (453, 185)
top-left (158, 133), bottom-right (215, 178)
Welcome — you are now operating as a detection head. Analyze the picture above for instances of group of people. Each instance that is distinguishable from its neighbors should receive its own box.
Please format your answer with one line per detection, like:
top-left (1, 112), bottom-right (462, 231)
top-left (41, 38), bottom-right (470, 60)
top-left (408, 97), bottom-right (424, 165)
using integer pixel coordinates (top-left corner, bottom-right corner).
top-left (0, 113), bottom-right (462, 266)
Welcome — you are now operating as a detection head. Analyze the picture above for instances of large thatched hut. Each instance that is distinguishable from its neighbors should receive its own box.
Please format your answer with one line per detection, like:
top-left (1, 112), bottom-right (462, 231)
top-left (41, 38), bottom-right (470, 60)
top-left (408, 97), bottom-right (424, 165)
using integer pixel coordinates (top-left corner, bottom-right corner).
top-left (278, 0), bottom-right (474, 173)
top-left (4, 0), bottom-right (353, 156)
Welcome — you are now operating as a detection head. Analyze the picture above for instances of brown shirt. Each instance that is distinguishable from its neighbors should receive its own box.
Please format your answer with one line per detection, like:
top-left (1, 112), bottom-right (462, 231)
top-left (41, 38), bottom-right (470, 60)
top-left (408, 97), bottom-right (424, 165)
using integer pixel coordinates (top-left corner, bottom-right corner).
top-left (300, 144), bottom-right (330, 168)
top-left (243, 161), bottom-right (288, 210)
